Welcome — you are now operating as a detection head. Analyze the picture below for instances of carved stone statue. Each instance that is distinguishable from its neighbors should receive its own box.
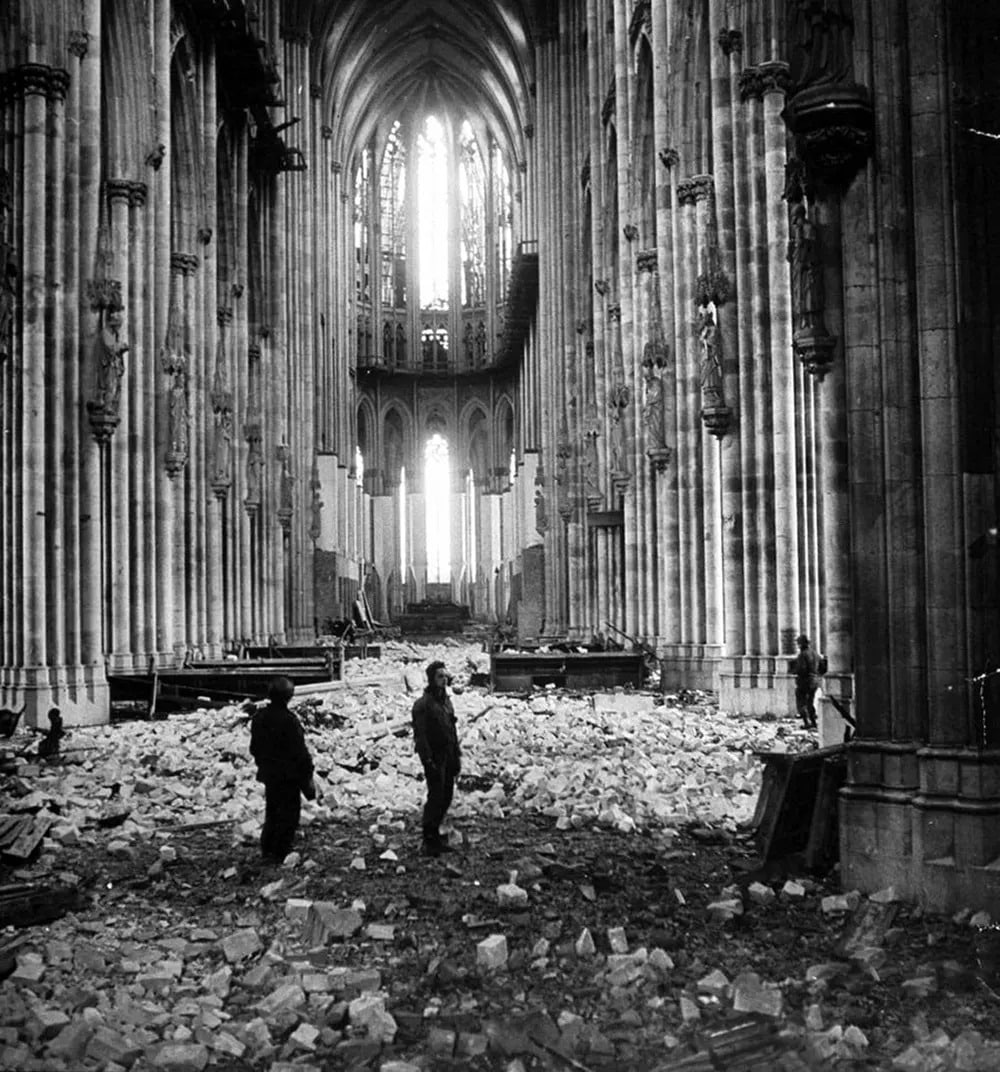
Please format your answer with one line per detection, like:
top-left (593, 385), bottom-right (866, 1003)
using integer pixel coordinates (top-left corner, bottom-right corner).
top-left (642, 361), bottom-right (665, 447)
top-left (212, 407), bottom-right (234, 490)
top-left (463, 320), bottom-right (475, 364)
top-left (788, 0), bottom-right (854, 89)
top-left (245, 425), bottom-right (263, 507)
top-left (475, 320), bottom-right (488, 365)
top-left (787, 202), bottom-right (824, 332)
top-left (582, 429), bottom-right (601, 503)
top-left (607, 381), bottom-right (631, 475)
top-left (169, 372), bottom-right (189, 461)
top-left (88, 283), bottom-right (129, 440)
top-left (698, 309), bottom-right (724, 407)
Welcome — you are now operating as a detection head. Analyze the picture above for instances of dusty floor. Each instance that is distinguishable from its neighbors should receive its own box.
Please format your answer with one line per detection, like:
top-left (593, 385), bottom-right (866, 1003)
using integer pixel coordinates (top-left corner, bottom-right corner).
top-left (0, 641), bottom-right (998, 1071)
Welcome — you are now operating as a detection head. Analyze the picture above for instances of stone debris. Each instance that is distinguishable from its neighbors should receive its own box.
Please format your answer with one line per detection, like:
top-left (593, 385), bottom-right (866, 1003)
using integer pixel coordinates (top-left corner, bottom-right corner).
top-left (0, 640), bottom-right (995, 1070)
top-left (476, 934), bottom-right (509, 971)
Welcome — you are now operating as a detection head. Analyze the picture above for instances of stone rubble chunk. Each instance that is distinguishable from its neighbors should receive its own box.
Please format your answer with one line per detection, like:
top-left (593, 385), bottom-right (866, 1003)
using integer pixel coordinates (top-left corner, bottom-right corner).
top-left (706, 897), bottom-right (744, 922)
top-left (302, 903), bottom-right (364, 945)
top-left (256, 982), bottom-right (306, 1018)
top-left (366, 923), bottom-right (395, 941)
top-left (148, 1041), bottom-right (210, 1071)
top-left (348, 993), bottom-right (396, 1042)
top-left (747, 882), bottom-right (776, 906)
top-left (696, 969), bottom-right (730, 996)
top-left (821, 894), bottom-right (854, 914)
top-left (45, 1020), bottom-right (95, 1062)
top-left (731, 971), bottom-right (783, 1017)
top-left (476, 934), bottom-right (509, 971)
top-left (497, 878), bottom-right (529, 909)
top-left (289, 1023), bottom-right (320, 1050)
top-left (575, 927), bottom-right (596, 957)
top-left (28, 1007), bottom-right (71, 1041)
top-left (210, 1032), bottom-right (245, 1058)
top-left (220, 929), bottom-right (262, 964)
top-left (284, 898), bottom-right (312, 923)
top-left (781, 880), bottom-right (806, 899)
top-left (870, 886), bottom-right (899, 904)
top-left (969, 910), bottom-right (993, 929)
top-left (607, 926), bottom-right (628, 954)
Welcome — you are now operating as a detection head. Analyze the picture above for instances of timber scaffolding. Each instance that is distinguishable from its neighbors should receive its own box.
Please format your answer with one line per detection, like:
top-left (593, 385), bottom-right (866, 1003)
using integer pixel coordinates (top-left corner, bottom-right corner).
top-left (107, 640), bottom-right (382, 718)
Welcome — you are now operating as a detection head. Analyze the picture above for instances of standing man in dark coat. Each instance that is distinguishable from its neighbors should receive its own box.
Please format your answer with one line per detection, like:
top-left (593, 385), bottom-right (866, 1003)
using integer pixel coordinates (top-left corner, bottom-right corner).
top-left (411, 660), bottom-right (461, 856)
top-left (791, 634), bottom-right (823, 729)
top-left (250, 676), bottom-right (315, 863)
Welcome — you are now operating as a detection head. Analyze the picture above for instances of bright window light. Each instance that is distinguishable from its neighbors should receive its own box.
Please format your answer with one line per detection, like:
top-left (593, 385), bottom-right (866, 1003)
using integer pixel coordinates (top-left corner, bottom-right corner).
top-left (398, 466), bottom-right (407, 576)
top-left (425, 434), bottom-right (451, 582)
top-left (418, 115), bottom-right (449, 308)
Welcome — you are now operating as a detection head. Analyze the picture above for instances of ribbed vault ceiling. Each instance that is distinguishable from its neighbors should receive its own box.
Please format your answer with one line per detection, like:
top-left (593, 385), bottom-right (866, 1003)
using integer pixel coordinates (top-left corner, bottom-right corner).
top-left (306, 1), bottom-right (535, 163)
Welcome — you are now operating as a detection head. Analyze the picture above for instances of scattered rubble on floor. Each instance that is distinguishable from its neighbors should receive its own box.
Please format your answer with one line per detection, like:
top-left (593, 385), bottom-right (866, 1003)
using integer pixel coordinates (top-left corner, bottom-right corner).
top-left (0, 640), bottom-right (998, 1070)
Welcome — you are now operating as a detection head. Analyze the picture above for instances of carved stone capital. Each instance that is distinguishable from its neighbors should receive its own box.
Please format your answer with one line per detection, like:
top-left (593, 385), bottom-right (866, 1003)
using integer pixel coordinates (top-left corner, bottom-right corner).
top-left (217, 306), bottom-right (233, 327)
top-left (310, 82), bottom-right (322, 99)
top-left (607, 302), bottom-right (622, 323)
top-left (321, 125), bottom-right (333, 140)
top-left (105, 178), bottom-right (134, 204)
top-left (524, 123), bottom-right (534, 140)
top-left (717, 28), bottom-right (743, 56)
top-left (701, 403), bottom-right (734, 439)
top-left (332, 160), bottom-right (343, 174)
top-left (127, 181), bottom-right (148, 207)
top-left (759, 60), bottom-right (792, 96)
top-left (68, 31), bottom-right (90, 58)
top-left (0, 64), bottom-right (71, 102)
top-left (738, 67), bottom-right (765, 102)
top-left (793, 328), bottom-right (838, 380)
top-left (695, 267), bottom-right (732, 307)
top-left (676, 176), bottom-right (713, 205)
top-left (647, 445), bottom-right (673, 472)
top-left (636, 249), bottom-right (658, 274)
top-left (170, 252), bottom-right (199, 276)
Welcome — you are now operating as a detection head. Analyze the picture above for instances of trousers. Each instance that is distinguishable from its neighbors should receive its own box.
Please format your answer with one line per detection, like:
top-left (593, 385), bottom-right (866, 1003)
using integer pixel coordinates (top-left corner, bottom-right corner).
top-left (422, 761), bottom-right (456, 845)
top-left (261, 780), bottom-right (301, 861)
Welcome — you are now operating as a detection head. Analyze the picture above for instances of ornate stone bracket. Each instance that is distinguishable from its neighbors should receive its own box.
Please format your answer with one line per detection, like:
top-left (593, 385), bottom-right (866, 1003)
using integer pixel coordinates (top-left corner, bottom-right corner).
top-left (717, 28), bottom-right (743, 56)
top-left (782, 83), bottom-right (874, 190)
top-left (622, 223), bottom-right (639, 243)
top-left (86, 278), bottom-right (128, 444)
top-left (594, 279), bottom-right (610, 296)
top-left (647, 445), bottom-right (673, 471)
top-left (659, 147), bottom-right (680, 170)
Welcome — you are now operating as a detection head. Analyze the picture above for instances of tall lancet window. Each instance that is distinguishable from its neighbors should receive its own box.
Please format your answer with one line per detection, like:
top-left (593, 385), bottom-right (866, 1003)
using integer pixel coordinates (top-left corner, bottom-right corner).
top-left (460, 121), bottom-right (486, 308)
top-left (418, 115), bottom-right (450, 310)
top-left (380, 121), bottom-right (407, 310)
top-left (492, 139), bottom-right (513, 292)
top-left (354, 148), bottom-right (371, 304)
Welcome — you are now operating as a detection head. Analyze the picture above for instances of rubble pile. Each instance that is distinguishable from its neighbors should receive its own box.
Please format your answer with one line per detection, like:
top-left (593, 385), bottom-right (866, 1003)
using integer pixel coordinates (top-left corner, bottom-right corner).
top-left (0, 641), bottom-right (998, 1071)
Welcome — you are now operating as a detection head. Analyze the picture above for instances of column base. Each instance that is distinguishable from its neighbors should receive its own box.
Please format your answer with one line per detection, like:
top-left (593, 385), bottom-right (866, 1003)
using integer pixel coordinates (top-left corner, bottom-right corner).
top-left (718, 655), bottom-right (794, 716)
top-left (0, 664), bottom-right (111, 728)
top-left (839, 744), bottom-right (1000, 912)
top-left (660, 644), bottom-right (721, 692)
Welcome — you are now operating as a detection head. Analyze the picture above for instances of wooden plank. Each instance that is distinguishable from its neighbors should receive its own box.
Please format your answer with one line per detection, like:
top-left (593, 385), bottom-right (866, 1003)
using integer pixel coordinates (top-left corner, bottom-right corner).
top-left (3, 813), bottom-right (54, 860)
top-left (804, 754), bottom-right (847, 871)
top-left (0, 815), bottom-right (31, 849)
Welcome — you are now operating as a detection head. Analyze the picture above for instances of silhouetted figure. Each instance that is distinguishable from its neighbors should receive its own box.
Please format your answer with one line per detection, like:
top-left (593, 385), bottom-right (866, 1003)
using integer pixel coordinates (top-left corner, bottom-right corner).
top-left (412, 661), bottom-right (462, 856)
top-left (250, 677), bottom-right (315, 863)
top-left (37, 708), bottom-right (64, 758)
